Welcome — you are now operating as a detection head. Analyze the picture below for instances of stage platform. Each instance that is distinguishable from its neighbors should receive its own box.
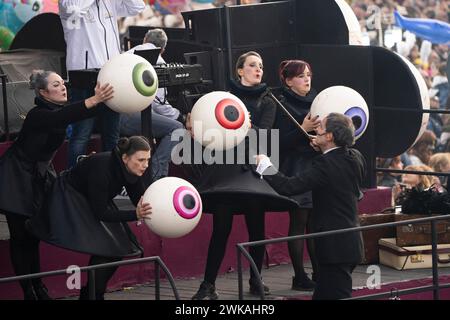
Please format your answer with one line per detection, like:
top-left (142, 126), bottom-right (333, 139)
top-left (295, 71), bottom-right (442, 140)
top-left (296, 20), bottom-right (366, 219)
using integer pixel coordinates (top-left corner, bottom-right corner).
top-left (61, 262), bottom-right (450, 300)
top-left (0, 139), bottom-right (399, 300)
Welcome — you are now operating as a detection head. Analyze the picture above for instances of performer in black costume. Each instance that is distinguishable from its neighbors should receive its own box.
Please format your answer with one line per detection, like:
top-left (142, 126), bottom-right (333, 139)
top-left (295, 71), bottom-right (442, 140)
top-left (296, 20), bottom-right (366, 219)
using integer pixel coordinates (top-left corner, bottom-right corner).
top-left (0, 70), bottom-right (113, 300)
top-left (256, 113), bottom-right (365, 300)
top-left (191, 51), bottom-right (298, 300)
top-left (275, 60), bottom-right (320, 290)
top-left (29, 136), bottom-right (152, 300)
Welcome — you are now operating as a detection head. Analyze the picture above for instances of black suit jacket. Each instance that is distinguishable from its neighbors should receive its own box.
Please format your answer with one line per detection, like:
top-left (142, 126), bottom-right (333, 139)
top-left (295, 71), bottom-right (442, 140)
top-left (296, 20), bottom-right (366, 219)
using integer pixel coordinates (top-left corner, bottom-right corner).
top-left (263, 147), bottom-right (366, 265)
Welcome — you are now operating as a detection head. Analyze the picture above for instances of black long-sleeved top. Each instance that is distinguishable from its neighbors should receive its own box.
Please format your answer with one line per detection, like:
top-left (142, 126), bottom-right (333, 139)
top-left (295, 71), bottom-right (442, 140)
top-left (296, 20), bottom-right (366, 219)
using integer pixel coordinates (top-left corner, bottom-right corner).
top-left (14, 97), bottom-right (103, 161)
top-left (66, 151), bottom-right (150, 222)
top-left (229, 79), bottom-right (276, 130)
top-left (0, 96), bottom-right (104, 217)
top-left (274, 86), bottom-right (318, 155)
top-left (263, 147), bottom-right (366, 264)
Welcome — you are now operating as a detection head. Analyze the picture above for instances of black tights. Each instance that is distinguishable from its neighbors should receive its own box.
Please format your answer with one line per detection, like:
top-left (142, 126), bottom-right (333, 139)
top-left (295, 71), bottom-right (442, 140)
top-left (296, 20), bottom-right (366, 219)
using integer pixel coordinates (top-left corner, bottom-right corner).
top-left (288, 208), bottom-right (318, 279)
top-left (5, 213), bottom-right (43, 296)
top-left (81, 255), bottom-right (122, 300)
top-left (204, 205), bottom-right (265, 285)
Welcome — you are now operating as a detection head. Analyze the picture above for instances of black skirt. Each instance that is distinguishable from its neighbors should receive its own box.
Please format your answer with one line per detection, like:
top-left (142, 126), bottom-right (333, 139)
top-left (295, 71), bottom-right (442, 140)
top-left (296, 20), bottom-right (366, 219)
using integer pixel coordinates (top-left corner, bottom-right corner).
top-left (0, 147), bottom-right (54, 217)
top-left (279, 151), bottom-right (316, 209)
top-left (197, 163), bottom-right (299, 214)
top-left (28, 174), bottom-right (142, 258)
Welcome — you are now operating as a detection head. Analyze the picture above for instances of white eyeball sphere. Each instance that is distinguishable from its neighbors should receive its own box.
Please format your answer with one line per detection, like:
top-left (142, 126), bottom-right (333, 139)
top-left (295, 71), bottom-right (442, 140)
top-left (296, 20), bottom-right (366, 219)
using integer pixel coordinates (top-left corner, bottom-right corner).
top-left (310, 86), bottom-right (369, 140)
top-left (97, 53), bottom-right (158, 113)
top-left (143, 177), bottom-right (202, 238)
top-left (190, 91), bottom-right (251, 150)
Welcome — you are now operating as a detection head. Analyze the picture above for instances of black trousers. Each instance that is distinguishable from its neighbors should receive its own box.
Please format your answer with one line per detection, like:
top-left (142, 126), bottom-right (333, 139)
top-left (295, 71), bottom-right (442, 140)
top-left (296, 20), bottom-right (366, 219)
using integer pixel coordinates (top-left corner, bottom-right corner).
top-left (5, 212), bottom-right (42, 292)
top-left (204, 204), bottom-right (265, 285)
top-left (81, 255), bottom-right (122, 300)
top-left (312, 263), bottom-right (355, 300)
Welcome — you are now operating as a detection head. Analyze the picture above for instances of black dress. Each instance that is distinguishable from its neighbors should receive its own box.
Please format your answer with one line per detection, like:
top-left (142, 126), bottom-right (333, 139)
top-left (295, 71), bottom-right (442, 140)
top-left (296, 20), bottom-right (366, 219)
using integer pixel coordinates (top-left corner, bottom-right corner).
top-left (197, 80), bottom-right (298, 214)
top-left (0, 97), bottom-right (102, 217)
top-left (28, 151), bottom-right (149, 257)
top-left (274, 87), bottom-right (319, 208)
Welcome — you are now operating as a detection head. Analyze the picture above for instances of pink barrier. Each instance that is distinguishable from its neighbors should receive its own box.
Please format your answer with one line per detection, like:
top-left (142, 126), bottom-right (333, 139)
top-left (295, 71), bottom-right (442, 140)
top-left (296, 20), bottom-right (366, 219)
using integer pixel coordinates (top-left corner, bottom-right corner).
top-left (0, 140), bottom-right (392, 299)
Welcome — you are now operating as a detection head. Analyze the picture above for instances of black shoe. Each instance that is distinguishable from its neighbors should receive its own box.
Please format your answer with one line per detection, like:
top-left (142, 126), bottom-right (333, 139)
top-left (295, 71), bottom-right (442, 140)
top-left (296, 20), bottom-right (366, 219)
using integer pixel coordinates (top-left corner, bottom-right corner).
top-left (291, 274), bottom-right (316, 291)
top-left (249, 278), bottom-right (270, 296)
top-left (23, 287), bottom-right (38, 300)
top-left (33, 282), bottom-right (52, 300)
top-left (192, 281), bottom-right (219, 300)
top-left (79, 286), bottom-right (104, 300)
top-left (79, 287), bottom-right (89, 300)
top-left (20, 280), bottom-right (37, 300)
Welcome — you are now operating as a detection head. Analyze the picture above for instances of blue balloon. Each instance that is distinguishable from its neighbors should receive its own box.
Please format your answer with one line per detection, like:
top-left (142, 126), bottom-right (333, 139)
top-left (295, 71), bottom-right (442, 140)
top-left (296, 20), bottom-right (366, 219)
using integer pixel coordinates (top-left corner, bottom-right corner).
top-left (394, 11), bottom-right (450, 45)
top-left (0, 2), bottom-right (24, 34)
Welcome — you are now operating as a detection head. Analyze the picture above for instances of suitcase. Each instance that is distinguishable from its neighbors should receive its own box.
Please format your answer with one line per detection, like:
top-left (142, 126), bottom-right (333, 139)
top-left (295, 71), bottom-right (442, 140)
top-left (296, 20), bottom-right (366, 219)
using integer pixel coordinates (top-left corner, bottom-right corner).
top-left (379, 238), bottom-right (450, 270)
top-left (395, 214), bottom-right (450, 246)
top-left (358, 213), bottom-right (396, 264)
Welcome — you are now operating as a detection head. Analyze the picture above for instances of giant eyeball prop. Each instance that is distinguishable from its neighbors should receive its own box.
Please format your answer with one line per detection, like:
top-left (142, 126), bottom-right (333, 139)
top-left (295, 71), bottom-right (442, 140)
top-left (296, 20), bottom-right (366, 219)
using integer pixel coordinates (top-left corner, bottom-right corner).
top-left (97, 53), bottom-right (158, 113)
top-left (143, 177), bottom-right (202, 238)
top-left (190, 91), bottom-right (250, 150)
top-left (310, 86), bottom-right (369, 140)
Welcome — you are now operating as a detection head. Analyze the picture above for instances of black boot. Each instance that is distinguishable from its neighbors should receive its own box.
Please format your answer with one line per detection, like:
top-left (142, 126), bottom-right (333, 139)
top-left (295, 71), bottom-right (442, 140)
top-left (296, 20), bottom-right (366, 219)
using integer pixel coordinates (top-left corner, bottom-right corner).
top-left (249, 278), bottom-right (270, 296)
top-left (21, 280), bottom-right (37, 300)
top-left (79, 286), bottom-right (105, 300)
top-left (79, 287), bottom-right (88, 300)
top-left (23, 287), bottom-right (38, 300)
top-left (291, 273), bottom-right (315, 291)
top-left (32, 281), bottom-right (52, 300)
top-left (192, 281), bottom-right (219, 300)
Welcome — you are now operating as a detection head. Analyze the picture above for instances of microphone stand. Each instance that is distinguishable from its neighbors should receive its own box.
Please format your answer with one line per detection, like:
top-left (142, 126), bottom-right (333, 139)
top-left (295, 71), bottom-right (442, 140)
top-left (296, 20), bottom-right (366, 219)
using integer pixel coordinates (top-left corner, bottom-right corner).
top-left (265, 89), bottom-right (316, 140)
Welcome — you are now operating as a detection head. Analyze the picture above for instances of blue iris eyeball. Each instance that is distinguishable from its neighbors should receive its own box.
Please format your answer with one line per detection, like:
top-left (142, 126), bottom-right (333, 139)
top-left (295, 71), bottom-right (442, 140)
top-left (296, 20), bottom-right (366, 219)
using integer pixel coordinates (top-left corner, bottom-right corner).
top-left (310, 86), bottom-right (369, 140)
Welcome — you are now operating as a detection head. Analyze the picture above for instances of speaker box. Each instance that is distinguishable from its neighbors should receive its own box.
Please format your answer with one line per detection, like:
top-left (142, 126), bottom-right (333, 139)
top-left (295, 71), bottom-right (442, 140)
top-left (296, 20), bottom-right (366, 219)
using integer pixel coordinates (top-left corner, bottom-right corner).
top-left (294, 0), bottom-right (349, 45)
top-left (226, 1), bottom-right (295, 48)
top-left (182, 7), bottom-right (226, 48)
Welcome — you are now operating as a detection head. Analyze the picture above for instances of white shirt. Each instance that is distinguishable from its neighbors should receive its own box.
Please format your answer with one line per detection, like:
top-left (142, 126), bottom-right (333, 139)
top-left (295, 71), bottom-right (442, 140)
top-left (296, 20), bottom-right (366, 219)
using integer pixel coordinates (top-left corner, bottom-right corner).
top-left (323, 146), bottom-right (341, 155)
top-left (59, 0), bottom-right (145, 71)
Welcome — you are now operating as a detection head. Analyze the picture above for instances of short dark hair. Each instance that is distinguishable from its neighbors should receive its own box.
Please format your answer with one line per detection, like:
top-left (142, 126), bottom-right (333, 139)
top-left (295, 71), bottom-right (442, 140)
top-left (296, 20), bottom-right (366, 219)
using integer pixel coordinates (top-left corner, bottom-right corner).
top-left (116, 136), bottom-right (151, 156)
top-left (143, 28), bottom-right (168, 49)
top-left (325, 113), bottom-right (355, 147)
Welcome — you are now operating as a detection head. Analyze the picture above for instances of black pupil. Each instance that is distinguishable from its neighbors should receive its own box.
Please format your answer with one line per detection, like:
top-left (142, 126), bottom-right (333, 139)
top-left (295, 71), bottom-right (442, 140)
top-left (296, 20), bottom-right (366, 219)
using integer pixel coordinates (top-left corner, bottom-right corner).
top-left (183, 194), bottom-right (196, 210)
top-left (352, 116), bottom-right (362, 129)
top-left (33, 2), bottom-right (40, 11)
top-left (142, 70), bottom-right (154, 87)
top-left (224, 105), bottom-right (239, 122)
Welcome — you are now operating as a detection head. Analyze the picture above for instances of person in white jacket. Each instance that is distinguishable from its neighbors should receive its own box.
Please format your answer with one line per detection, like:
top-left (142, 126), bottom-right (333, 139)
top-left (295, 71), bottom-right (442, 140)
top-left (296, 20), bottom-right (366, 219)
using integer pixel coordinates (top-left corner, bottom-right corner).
top-left (59, 0), bottom-right (145, 168)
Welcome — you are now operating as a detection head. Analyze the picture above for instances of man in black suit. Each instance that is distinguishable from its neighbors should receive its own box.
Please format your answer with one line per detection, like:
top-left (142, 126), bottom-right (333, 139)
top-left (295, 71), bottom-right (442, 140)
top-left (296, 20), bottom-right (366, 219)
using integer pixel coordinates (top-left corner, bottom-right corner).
top-left (255, 112), bottom-right (365, 300)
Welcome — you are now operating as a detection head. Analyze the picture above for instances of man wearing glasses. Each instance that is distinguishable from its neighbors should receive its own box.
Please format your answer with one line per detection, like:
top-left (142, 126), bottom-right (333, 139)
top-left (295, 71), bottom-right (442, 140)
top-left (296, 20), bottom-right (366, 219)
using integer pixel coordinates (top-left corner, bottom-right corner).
top-left (255, 112), bottom-right (366, 300)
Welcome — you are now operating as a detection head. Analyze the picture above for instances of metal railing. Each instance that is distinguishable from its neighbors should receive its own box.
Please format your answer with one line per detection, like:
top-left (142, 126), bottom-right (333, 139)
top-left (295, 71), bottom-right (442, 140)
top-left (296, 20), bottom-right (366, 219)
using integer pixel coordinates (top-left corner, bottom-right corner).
top-left (0, 256), bottom-right (180, 300)
top-left (236, 214), bottom-right (450, 300)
